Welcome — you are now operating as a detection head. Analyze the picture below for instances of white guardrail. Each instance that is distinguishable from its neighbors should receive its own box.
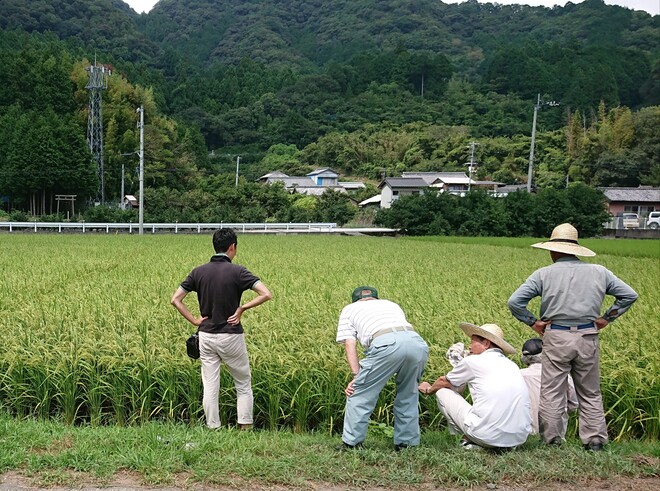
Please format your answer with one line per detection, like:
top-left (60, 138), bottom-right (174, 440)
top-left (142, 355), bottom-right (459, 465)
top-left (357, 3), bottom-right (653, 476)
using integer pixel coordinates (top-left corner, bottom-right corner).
top-left (0, 222), bottom-right (337, 234)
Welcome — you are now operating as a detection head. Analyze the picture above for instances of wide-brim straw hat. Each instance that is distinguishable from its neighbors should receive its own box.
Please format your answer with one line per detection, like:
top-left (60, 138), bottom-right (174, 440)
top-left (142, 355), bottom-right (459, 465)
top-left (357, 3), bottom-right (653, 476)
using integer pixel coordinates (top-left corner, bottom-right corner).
top-left (531, 223), bottom-right (595, 257)
top-left (459, 322), bottom-right (516, 355)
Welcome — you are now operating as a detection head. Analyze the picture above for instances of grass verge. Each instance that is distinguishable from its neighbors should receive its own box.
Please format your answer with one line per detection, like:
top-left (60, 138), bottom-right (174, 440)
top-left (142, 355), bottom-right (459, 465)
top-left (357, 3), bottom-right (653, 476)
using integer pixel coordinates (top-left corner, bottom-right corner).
top-left (0, 416), bottom-right (658, 489)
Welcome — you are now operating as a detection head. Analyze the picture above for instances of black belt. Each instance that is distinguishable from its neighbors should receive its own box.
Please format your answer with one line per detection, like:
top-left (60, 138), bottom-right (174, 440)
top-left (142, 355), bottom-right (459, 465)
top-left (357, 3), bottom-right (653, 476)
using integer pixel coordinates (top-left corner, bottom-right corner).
top-left (371, 326), bottom-right (414, 341)
top-left (549, 322), bottom-right (595, 331)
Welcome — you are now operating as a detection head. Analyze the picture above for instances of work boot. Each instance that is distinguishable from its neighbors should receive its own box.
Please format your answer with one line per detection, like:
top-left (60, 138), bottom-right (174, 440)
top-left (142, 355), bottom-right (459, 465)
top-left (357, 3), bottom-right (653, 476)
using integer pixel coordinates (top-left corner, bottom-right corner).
top-left (335, 441), bottom-right (363, 451)
top-left (584, 441), bottom-right (604, 452)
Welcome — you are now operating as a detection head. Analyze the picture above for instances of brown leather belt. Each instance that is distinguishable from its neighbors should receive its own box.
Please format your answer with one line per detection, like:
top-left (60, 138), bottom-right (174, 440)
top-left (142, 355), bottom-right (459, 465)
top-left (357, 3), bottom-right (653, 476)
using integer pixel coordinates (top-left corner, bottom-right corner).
top-left (371, 326), bottom-right (415, 341)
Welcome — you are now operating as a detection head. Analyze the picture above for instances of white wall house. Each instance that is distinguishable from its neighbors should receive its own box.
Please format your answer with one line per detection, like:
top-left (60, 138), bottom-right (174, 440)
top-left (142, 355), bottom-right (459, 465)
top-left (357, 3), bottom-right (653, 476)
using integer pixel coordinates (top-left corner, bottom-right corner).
top-left (307, 168), bottom-right (339, 186)
top-left (379, 178), bottom-right (428, 208)
top-left (258, 169), bottom-right (361, 195)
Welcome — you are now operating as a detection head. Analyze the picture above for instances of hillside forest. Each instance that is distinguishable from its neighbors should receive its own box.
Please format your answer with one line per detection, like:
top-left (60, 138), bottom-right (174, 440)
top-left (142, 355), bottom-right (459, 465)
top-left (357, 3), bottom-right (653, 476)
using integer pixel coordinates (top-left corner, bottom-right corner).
top-left (0, 0), bottom-right (658, 235)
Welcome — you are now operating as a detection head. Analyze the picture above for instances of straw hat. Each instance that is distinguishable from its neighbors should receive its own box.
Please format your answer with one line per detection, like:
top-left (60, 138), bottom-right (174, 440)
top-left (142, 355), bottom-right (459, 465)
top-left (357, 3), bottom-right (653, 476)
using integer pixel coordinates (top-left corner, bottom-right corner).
top-left (531, 223), bottom-right (595, 257)
top-left (458, 322), bottom-right (516, 355)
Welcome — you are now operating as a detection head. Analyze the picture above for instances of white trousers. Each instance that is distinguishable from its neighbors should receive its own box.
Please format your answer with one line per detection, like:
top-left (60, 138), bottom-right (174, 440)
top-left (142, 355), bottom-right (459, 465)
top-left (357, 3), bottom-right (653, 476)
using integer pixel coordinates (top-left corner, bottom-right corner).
top-left (199, 332), bottom-right (253, 428)
top-left (436, 388), bottom-right (472, 437)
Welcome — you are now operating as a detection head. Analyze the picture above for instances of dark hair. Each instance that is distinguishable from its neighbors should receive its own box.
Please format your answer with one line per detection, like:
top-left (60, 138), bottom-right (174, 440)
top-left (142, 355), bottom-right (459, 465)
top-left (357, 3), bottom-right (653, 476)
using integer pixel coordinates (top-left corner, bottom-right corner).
top-left (213, 228), bottom-right (237, 253)
top-left (473, 334), bottom-right (501, 351)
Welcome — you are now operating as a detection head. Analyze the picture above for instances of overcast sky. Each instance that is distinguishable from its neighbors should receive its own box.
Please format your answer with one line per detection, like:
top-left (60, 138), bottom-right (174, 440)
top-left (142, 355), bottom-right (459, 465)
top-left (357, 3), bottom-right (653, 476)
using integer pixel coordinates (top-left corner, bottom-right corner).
top-left (124, 0), bottom-right (658, 16)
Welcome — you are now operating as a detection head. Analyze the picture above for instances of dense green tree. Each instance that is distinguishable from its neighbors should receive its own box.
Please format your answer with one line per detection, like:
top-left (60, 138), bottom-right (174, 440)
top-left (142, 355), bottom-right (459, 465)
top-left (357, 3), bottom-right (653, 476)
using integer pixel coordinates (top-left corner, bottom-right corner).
top-left (375, 186), bottom-right (610, 237)
top-left (0, 0), bottom-right (657, 221)
top-left (315, 190), bottom-right (357, 226)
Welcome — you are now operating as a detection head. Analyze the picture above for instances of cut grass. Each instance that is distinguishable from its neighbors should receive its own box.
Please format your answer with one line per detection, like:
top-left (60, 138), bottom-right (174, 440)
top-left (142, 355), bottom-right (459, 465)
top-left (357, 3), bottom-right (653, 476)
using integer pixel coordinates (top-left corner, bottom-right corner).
top-left (0, 416), bottom-right (657, 488)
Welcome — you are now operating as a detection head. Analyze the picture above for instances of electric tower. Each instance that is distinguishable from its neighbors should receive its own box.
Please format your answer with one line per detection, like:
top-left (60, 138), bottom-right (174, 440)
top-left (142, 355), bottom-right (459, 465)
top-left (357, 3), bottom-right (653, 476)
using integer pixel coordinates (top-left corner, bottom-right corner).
top-left (86, 61), bottom-right (110, 203)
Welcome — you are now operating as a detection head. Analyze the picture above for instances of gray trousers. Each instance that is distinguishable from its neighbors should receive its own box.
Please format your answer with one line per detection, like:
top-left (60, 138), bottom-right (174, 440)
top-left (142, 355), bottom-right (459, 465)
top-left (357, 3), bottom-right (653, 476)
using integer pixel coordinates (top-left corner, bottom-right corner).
top-left (540, 329), bottom-right (607, 445)
top-left (342, 331), bottom-right (429, 446)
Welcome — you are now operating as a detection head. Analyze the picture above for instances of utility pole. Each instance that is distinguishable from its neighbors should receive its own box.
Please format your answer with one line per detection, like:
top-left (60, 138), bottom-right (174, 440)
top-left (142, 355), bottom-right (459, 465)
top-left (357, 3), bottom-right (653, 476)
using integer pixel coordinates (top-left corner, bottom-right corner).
top-left (235, 155), bottom-right (241, 188)
top-left (466, 141), bottom-right (478, 192)
top-left (527, 94), bottom-right (559, 193)
top-left (120, 163), bottom-right (125, 210)
top-left (137, 106), bottom-right (144, 235)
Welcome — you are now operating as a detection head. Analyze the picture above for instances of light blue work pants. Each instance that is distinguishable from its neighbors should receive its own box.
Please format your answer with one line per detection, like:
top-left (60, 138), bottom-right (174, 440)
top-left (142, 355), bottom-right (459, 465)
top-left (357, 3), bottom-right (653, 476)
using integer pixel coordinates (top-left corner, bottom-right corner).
top-left (342, 331), bottom-right (429, 446)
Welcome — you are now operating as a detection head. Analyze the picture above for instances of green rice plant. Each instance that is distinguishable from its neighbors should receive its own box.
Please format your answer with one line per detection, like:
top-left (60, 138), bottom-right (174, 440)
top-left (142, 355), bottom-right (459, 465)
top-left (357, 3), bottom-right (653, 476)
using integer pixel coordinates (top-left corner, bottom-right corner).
top-left (0, 234), bottom-right (657, 440)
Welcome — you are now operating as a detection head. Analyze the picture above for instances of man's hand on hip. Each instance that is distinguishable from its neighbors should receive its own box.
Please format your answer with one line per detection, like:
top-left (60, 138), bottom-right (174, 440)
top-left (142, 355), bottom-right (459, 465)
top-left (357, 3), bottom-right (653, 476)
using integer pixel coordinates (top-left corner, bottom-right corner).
top-left (345, 379), bottom-right (356, 397)
top-left (532, 319), bottom-right (550, 335)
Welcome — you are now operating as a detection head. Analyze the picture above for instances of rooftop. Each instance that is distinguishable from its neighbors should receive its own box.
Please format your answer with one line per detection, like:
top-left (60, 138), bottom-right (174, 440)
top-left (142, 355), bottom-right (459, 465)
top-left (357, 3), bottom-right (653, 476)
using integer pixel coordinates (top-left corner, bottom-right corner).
top-left (600, 187), bottom-right (660, 203)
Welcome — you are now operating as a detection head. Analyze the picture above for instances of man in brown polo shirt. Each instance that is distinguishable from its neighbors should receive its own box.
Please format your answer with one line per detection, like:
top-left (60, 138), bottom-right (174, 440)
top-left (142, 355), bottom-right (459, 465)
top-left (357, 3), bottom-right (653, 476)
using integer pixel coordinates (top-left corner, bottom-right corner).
top-left (171, 228), bottom-right (272, 429)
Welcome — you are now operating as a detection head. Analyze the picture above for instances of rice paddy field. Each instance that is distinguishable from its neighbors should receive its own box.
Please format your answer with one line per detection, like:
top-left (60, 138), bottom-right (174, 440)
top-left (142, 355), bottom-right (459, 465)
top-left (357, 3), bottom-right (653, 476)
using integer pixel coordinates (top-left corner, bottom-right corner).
top-left (0, 233), bottom-right (658, 440)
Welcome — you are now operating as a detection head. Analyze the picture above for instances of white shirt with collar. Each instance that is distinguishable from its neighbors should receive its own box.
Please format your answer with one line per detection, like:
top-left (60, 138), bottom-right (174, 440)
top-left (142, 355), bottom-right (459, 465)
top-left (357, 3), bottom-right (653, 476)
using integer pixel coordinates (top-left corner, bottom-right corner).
top-left (446, 349), bottom-right (532, 447)
top-left (336, 299), bottom-right (412, 348)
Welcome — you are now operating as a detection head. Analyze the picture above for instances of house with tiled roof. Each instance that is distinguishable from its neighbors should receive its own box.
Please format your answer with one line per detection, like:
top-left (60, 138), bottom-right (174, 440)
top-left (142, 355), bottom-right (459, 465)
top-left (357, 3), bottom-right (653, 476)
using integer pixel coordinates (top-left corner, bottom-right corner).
top-left (379, 177), bottom-right (429, 208)
top-left (600, 187), bottom-right (660, 217)
top-left (258, 170), bottom-right (363, 195)
top-left (307, 168), bottom-right (339, 186)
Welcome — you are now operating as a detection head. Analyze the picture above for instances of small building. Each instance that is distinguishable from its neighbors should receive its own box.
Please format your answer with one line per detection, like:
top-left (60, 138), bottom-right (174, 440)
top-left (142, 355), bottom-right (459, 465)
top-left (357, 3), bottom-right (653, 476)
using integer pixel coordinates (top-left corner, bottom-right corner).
top-left (307, 168), bottom-right (339, 186)
top-left (123, 195), bottom-right (138, 209)
top-left (359, 194), bottom-right (382, 208)
top-left (259, 169), bottom-right (364, 195)
top-left (339, 181), bottom-right (366, 191)
top-left (293, 186), bottom-right (347, 196)
top-left (257, 171), bottom-right (290, 183)
top-left (402, 171), bottom-right (461, 185)
top-left (265, 176), bottom-right (317, 189)
top-left (379, 178), bottom-right (428, 209)
top-left (600, 187), bottom-right (660, 218)
top-left (491, 184), bottom-right (529, 197)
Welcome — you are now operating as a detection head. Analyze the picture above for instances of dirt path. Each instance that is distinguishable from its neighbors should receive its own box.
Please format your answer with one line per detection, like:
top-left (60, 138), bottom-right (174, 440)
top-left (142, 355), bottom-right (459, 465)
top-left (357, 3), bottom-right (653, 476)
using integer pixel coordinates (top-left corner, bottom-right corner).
top-left (2, 472), bottom-right (659, 491)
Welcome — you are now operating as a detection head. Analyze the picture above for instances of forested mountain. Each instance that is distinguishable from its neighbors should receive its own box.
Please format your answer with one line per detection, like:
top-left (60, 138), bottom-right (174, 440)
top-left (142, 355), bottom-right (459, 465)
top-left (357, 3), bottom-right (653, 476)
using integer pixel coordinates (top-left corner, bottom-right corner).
top-left (0, 0), bottom-right (658, 226)
top-left (0, 0), bottom-right (159, 62)
top-left (143, 0), bottom-right (658, 71)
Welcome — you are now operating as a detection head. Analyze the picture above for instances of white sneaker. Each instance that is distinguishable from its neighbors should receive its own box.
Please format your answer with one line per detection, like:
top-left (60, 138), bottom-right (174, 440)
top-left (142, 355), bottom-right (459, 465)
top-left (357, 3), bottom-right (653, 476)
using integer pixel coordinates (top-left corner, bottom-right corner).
top-left (460, 438), bottom-right (483, 451)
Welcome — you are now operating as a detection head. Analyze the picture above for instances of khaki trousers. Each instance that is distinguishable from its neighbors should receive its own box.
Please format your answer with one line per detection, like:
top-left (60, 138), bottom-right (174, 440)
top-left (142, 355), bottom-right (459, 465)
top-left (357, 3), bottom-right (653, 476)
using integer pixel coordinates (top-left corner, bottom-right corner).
top-left (199, 332), bottom-right (253, 428)
top-left (540, 329), bottom-right (607, 445)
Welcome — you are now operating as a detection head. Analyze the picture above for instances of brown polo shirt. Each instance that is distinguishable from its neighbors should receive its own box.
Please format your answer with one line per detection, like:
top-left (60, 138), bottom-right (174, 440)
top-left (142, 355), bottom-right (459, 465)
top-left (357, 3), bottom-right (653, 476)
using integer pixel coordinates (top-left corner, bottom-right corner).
top-left (180, 254), bottom-right (260, 334)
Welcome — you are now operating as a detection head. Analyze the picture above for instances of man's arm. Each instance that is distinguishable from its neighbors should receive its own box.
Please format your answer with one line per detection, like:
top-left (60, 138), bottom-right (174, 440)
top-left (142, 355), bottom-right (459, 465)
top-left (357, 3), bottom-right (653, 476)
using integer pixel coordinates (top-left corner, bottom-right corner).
top-left (170, 287), bottom-right (207, 327)
top-left (599, 271), bottom-right (638, 328)
top-left (419, 376), bottom-right (453, 396)
top-left (227, 281), bottom-right (273, 325)
top-left (343, 339), bottom-right (360, 376)
top-left (508, 273), bottom-right (549, 335)
top-left (342, 339), bottom-right (361, 397)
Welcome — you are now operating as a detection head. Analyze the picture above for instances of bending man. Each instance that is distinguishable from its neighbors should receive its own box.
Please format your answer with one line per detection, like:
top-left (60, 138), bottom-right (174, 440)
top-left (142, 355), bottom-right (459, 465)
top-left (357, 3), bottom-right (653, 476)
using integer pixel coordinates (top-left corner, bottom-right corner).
top-left (336, 286), bottom-right (429, 451)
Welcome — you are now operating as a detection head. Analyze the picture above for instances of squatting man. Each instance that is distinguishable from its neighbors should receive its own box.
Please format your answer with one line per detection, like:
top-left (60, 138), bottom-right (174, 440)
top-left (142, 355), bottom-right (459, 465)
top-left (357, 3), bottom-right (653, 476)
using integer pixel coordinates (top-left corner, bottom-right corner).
top-left (418, 322), bottom-right (531, 450)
